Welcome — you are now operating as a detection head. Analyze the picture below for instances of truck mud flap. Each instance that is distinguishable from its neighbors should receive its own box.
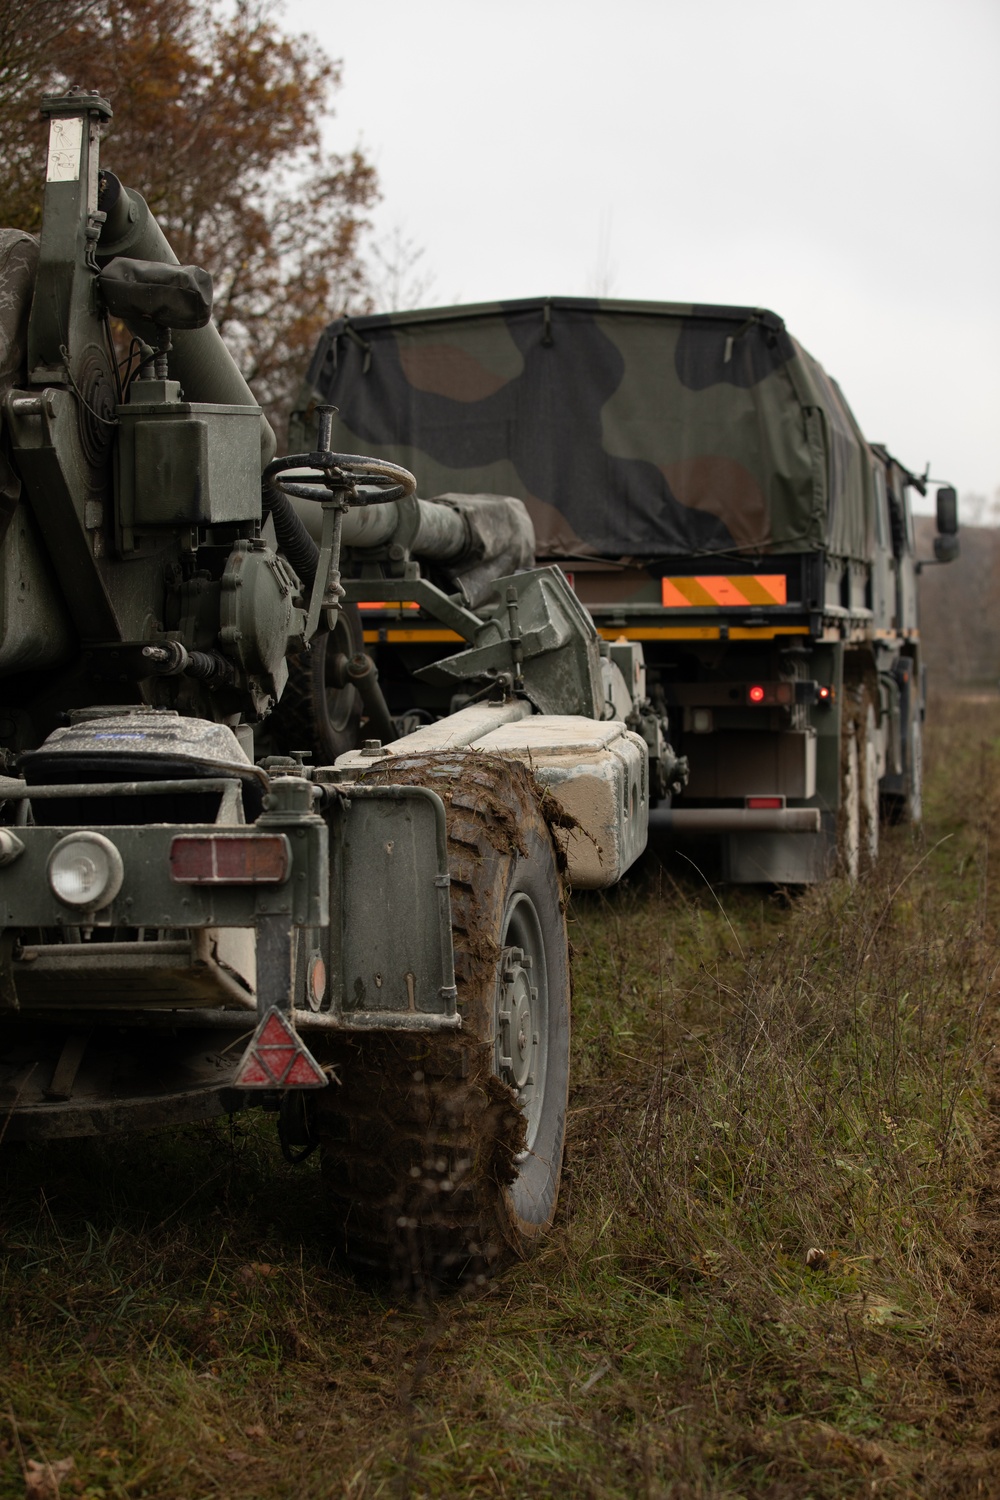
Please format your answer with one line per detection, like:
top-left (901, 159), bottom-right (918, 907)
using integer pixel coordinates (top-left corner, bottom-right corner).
top-left (327, 783), bottom-right (459, 1031)
top-left (720, 814), bottom-right (836, 885)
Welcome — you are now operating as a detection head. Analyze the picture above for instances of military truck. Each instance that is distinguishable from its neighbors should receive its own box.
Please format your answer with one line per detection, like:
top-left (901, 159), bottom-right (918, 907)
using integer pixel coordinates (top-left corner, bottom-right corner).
top-left (293, 296), bottom-right (959, 883)
top-left (0, 95), bottom-right (674, 1285)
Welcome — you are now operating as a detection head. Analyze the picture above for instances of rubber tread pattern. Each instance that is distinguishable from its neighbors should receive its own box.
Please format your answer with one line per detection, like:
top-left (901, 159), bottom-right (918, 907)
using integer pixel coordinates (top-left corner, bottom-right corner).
top-left (314, 753), bottom-right (568, 1290)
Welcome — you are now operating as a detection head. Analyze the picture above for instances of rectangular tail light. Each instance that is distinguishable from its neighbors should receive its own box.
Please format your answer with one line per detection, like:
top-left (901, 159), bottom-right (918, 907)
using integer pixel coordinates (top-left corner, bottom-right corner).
top-left (169, 834), bottom-right (291, 885)
top-left (746, 796), bottom-right (785, 810)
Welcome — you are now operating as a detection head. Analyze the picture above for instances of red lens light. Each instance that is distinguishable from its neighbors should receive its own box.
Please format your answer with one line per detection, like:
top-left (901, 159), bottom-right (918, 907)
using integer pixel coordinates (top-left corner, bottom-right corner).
top-left (169, 834), bottom-right (290, 885)
top-left (818, 686), bottom-right (831, 700)
top-left (747, 796), bottom-right (784, 809)
top-left (748, 685), bottom-right (766, 703)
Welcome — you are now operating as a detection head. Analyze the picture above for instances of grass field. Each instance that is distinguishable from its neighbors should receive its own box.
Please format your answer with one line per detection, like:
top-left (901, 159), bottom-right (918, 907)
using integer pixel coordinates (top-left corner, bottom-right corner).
top-left (3, 695), bottom-right (1000, 1499)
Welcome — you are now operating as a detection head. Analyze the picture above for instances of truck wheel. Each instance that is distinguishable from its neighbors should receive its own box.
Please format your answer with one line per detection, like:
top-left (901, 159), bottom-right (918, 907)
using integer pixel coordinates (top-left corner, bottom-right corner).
top-left (315, 756), bottom-right (570, 1288)
top-left (883, 670), bottom-right (923, 827)
top-left (269, 604), bottom-right (363, 764)
top-left (906, 715), bottom-right (923, 825)
top-left (840, 714), bottom-right (861, 882)
top-left (859, 694), bottom-right (880, 870)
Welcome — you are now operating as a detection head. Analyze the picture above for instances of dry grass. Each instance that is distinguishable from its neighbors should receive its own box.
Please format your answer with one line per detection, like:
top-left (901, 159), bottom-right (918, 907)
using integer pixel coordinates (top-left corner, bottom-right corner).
top-left (2, 694), bottom-right (1000, 1498)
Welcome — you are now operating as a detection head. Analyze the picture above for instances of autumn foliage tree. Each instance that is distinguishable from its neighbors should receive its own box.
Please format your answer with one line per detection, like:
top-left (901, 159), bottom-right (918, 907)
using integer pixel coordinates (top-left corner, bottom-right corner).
top-left (0, 0), bottom-right (378, 442)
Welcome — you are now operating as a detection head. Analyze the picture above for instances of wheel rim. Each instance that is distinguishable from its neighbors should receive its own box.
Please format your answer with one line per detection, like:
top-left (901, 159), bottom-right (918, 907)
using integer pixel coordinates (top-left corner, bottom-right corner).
top-left (495, 891), bottom-right (549, 1159)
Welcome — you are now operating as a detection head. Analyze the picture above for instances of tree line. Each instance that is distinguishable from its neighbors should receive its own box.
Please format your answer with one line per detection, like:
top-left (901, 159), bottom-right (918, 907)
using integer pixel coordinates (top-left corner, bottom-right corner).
top-left (0, 0), bottom-right (379, 444)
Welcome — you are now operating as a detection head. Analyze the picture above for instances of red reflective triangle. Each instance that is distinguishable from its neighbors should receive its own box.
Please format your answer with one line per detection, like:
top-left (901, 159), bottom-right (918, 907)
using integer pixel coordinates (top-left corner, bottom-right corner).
top-left (258, 1011), bottom-right (296, 1048)
top-left (258, 1042), bottom-right (297, 1080)
top-left (233, 1006), bottom-right (329, 1090)
top-left (284, 1050), bottom-right (327, 1087)
top-left (235, 1052), bottom-right (271, 1086)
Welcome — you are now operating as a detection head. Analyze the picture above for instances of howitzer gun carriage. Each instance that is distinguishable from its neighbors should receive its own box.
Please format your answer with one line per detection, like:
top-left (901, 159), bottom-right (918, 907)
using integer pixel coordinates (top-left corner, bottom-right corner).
top-left (0, 93), bottom-right (677, 1283)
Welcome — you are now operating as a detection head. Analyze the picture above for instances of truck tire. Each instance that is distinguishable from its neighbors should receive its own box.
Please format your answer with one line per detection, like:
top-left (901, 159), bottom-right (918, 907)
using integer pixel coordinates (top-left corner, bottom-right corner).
top-left (840, 711), bottom-right (861, 882)
top-left (883, 668), bottom-right (923, 827)
top-left (906, 714), bottom-right (923, 825)
top-left (859, 692), bottom-right (880, 871)
top-left (269, 605), bottom-right (363, 764)
top-left (315, 755), bottom-right (570, 1289)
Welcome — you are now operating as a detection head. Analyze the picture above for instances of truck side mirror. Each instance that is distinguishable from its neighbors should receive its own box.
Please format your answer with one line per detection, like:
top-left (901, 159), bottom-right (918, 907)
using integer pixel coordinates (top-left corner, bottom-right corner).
top-left (933, 533), bottom-right (960, 564)
top-left (935, 485), bottom-right (958, 535)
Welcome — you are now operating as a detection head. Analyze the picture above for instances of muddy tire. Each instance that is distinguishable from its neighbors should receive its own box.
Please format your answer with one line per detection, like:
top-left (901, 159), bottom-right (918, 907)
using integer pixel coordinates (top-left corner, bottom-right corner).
top-left (268, 605), bottom-right (364, 765)
top-left (315, 754), bottom-right (570, 1289)
top-left (883, 665), bottom-right (923, 827)
top-left (859, 691), bottom-right (880, 871)
top-left (840, 707), bottom-right (861, 883)
top-left (905, 714), bottom-right (923, 825)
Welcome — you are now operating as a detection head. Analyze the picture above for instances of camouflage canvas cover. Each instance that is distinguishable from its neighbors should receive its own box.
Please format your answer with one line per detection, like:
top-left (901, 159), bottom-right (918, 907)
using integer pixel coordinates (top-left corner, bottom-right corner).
top-left (293, 297), bottom-right (875, 563)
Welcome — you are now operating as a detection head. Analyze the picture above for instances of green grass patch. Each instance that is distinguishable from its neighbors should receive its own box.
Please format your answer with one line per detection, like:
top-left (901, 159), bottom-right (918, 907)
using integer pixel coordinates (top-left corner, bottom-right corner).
top-left (3, 695), bottom-right (1000, 1497)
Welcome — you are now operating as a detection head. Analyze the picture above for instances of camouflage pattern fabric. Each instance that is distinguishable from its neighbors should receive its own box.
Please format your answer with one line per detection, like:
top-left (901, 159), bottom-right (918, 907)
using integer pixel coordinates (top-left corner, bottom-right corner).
top-left (292, 298), bottom-right (879, 564)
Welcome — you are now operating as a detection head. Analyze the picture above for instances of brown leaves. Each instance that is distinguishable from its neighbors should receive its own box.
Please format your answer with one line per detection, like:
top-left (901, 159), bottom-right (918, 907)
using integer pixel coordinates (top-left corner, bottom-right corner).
top-left (237, 1261), bottom-right (279, 1284)
top-left (0, 0), bottom-right (379, 446)
top-left (24, 1456), bottom-right (74, 1500)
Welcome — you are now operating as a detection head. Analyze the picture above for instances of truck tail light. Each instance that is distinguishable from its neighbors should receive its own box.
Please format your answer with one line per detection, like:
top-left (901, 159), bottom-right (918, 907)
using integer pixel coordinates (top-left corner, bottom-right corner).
top-left (169, 834), bottom-right (290, 884)
top-left (748, 684), bottom-right (766, 703)
top-left (746, 796), bottom-right (785, 810)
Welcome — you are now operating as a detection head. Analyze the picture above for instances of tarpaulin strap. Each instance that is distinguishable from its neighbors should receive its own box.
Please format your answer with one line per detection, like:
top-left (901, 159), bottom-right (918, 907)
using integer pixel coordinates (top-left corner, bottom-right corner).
top-left (723, 312), bottom-right (762, 364)
top-left (542, 300), bottom-right (554, 347)
top-left (344, 322), bottom-right (373, 374)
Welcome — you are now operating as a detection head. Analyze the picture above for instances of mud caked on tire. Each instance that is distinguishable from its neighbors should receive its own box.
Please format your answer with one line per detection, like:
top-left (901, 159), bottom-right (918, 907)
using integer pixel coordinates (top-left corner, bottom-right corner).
top-left (839, 699), bottom-right (861, 883)
top-left (314, 754), bottom-right (570, 1289)
top-left (840, 680), bottom-right (882, 880)
top-left (883, 666), bottom-right (922, 827)
top-left (859, 688), bottom-right (880, 871)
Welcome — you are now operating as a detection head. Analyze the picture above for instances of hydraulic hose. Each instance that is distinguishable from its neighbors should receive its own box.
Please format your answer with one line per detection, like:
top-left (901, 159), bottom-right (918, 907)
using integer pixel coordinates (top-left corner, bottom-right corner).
top-left (261, 476), bottom-right (320, 589)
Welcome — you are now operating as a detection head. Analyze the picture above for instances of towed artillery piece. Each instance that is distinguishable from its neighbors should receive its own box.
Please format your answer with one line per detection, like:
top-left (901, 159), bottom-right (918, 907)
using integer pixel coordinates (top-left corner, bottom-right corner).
top-left (0, 92), bottom-right (683, 1283)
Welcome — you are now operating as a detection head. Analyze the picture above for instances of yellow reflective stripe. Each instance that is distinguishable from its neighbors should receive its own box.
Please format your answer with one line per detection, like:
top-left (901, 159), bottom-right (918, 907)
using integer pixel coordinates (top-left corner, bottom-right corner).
top-left (362, 623), bottom-right (811, 646)
top-left (362, 629), bottom-right (463, 643)
top-left (729, 625), bottom-right (809, 640)
top-left (596, 625), bottom-right (809, 642)
top-left (597, 625), bottom-right (723, 640)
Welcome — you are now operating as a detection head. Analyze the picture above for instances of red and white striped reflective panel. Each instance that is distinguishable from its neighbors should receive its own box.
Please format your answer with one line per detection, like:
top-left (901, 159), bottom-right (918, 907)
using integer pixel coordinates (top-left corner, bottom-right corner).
top-left (661, 575), bottom-right (787, 608)
top-left (234, 1007), bottom-right (328, 1089)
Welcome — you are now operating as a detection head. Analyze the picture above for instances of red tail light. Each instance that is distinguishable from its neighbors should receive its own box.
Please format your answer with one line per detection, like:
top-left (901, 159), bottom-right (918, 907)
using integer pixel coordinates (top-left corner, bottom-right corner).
top-left (746, 796), bottom-right (785, 810)
top-left (169, 834), bottom-right (290, 885)
top-left (748, 684), bottom-right (766, 703)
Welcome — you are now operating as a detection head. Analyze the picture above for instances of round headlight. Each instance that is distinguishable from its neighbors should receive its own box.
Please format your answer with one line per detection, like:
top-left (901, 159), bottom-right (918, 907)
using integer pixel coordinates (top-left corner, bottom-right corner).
top-left (47, 832), bottom-right (124, 910)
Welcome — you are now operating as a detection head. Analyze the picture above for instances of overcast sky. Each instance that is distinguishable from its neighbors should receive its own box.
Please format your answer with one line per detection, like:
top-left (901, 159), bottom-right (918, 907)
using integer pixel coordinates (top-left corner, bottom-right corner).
top-left (284, 0), bottom-right (999, 512)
